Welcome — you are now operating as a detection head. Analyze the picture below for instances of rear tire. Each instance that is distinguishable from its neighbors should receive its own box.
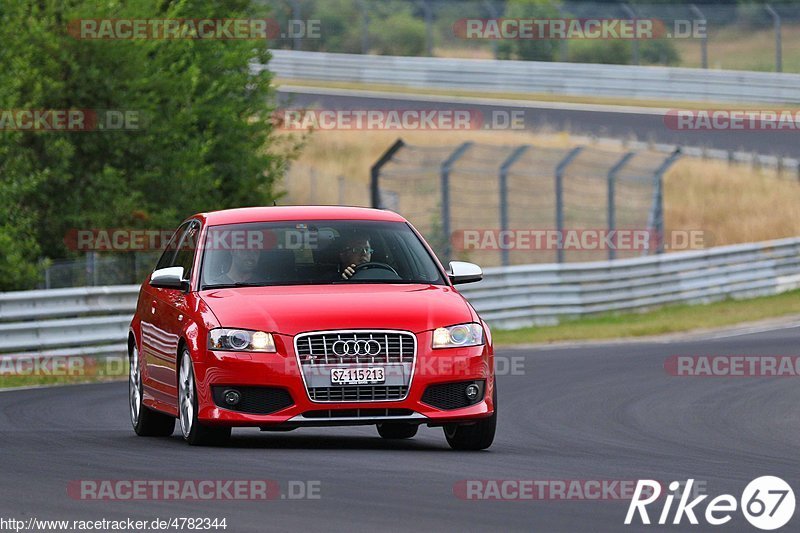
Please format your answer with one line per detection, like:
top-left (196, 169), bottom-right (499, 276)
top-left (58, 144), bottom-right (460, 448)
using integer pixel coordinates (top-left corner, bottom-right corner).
top-left (443, 380), bottom-right (496, 451)
top-left (130, 344), bottom-right (175, 437)
top-left (179, 349), bottom-right (231, 446)
top-left (377, 423), bottom-right (418, 439)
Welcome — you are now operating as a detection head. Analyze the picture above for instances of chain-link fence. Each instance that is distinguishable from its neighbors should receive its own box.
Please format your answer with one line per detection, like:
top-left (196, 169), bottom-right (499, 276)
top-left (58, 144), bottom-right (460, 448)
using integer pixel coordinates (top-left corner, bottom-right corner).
top-left (372, 139), bottom-right (681, 266)
top-left (40, 252), bottom-right (160, 289)
top-left (263, 0), bottom-right (800, 73)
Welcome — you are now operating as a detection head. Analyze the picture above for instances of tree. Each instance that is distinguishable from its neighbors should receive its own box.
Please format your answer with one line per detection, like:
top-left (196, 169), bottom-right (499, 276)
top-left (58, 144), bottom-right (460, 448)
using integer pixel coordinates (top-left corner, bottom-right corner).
top-left (0, 0), bottom-right (298, 290)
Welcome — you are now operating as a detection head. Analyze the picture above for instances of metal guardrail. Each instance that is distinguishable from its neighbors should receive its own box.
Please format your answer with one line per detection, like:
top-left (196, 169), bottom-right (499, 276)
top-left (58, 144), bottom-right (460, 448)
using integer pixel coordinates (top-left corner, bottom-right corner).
top-left (1, 237), bottom-right (799, 356)
top-left (0, 286), bottom-right (138, 358)
top-left (267, 50), bottom-right (800, 104)
top-left (459, 237), bottom-right (800, 328)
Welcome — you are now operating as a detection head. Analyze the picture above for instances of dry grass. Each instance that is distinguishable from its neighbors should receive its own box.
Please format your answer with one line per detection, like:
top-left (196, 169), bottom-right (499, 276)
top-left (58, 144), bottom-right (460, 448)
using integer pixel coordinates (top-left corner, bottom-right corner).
top-left (674, 24), bottom-right (800, 73)
top-left (664, 158), bottom-right (800, 246)
top-left (280, 129), bottom-right (800, 261)
top-left (279, 129), bottom-right (574, 208)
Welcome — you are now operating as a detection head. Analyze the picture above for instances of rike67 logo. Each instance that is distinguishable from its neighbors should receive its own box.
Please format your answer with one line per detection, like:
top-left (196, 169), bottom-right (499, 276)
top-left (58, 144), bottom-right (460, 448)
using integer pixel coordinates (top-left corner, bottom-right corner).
top-left (625, 477), bottom-right (795, 530)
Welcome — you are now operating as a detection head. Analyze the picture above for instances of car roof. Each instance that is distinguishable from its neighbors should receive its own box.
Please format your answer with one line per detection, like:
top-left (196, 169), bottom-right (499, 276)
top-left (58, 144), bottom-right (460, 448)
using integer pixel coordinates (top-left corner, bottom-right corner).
top-left (196, 206), bottom-right (407, 226)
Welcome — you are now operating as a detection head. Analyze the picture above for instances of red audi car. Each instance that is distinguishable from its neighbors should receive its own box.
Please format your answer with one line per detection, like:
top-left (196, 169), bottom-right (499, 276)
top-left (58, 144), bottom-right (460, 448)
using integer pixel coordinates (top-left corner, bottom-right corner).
top-left (128, 206), bottom-right (495, 449)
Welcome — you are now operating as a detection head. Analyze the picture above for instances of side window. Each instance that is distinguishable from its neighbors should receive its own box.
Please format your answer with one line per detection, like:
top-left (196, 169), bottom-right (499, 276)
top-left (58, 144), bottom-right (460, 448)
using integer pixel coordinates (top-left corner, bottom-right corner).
top-left (173, 221), bottom-right (200, 278)
top-left (155, 222), bottom-right (190, 271)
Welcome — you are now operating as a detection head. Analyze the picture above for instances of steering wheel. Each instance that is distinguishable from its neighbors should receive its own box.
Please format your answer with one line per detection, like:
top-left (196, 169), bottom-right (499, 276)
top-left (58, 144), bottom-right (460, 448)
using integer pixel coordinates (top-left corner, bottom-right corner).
top-left (353, 262), bottom-right (399, 276)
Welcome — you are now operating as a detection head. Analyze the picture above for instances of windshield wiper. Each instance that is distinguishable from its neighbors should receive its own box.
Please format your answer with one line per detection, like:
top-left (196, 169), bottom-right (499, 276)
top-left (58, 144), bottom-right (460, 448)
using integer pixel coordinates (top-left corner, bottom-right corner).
top-left (201, 282), bottom-right (271, 290)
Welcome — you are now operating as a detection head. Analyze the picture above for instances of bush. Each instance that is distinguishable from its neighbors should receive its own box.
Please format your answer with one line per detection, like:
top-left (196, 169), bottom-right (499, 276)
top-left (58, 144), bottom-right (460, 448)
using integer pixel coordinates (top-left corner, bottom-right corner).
top-left (640, 39), bottom-right (680, 66)
top-left (568, 39), bottom-right (630, 65)
top-left (568, 38), bottom-right (680, 66)
top-left (497, 0), bottom-right (561, 62)
top-left (371, 12), bottom-right (427, 56)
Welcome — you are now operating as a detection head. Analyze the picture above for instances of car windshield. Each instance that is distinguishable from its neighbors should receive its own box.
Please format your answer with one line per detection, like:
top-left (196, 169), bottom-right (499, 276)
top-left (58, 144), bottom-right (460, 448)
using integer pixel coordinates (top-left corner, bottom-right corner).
top-left (199, 220), bottom-right (446, 289)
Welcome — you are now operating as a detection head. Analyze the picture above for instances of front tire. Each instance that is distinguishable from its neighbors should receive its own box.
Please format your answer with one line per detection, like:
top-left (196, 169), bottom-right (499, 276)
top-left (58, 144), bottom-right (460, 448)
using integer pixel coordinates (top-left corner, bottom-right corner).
top-left (130, 344), bottom-right (175, 437)
top-left (179, 349), bottom-right (231, 446)
top-left (443, 380), bottom-right (496, 451)
top-left (377, 423), bottom-right (418, 439)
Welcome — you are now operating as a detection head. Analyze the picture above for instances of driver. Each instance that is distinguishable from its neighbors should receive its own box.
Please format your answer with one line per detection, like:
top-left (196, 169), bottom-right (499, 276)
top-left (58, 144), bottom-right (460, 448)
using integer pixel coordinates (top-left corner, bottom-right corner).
top-left (337, 234), bottom-right (373, 280)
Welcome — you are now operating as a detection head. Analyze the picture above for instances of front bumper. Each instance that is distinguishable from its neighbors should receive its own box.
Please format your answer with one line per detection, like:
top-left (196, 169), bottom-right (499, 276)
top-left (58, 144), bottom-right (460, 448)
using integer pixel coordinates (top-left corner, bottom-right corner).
top-left (192, 331), bottom-right (495, 427)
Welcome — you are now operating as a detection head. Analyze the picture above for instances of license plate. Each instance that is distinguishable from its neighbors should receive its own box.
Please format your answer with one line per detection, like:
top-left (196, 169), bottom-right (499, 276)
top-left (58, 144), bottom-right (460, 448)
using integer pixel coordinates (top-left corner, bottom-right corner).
top-left (331, 367), bottom-right (385, 385)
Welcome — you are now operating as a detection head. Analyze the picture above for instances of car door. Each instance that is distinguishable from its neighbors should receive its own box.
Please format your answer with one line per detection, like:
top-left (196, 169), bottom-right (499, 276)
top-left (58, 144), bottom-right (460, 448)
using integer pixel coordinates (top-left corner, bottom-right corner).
top-left (141, 221), bottom-right (195, 408)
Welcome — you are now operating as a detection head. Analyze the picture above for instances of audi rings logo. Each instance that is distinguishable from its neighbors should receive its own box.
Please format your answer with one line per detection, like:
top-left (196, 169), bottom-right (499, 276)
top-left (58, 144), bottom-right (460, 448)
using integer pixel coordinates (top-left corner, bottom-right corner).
top-left (331, 339), bottom-right (382, 356)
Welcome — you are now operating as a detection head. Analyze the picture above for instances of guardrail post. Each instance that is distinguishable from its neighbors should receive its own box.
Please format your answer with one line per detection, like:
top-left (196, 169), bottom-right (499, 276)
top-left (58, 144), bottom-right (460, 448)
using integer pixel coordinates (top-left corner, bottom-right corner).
top-left (555, 147), bottom-right (584, 263)
top-left (648, 148), bottom-right (682, 254)
top-left (607, 151), bottom-right (636, 261)
top-left (689, 5), bottom-right (708, 69)
top-left (441, 142), bottom-right (473, 262)
top-left (370, 139), bottom-right (405, 208)
top-left (498, 145), bottom-right (530, 266)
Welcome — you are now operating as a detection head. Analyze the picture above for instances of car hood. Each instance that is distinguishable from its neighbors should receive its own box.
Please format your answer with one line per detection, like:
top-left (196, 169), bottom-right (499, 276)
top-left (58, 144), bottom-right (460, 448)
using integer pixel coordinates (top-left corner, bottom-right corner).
top-left (199, 283), bottom-right (474, 336)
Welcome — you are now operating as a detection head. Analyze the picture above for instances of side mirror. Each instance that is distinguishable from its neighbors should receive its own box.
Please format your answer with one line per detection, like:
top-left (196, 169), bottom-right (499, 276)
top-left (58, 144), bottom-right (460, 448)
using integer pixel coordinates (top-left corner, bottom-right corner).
top-left (150, 266), bottom-right (189, 291)
top-left (448, 261), bottom-right (483, 285)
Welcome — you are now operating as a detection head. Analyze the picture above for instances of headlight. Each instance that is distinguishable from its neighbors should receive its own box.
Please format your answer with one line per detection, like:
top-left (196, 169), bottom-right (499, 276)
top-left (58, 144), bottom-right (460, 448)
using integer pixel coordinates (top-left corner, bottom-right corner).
top-left (432, 323), bottom-right (484, 349)
top-left (209, 328), bottom-right (276, 352)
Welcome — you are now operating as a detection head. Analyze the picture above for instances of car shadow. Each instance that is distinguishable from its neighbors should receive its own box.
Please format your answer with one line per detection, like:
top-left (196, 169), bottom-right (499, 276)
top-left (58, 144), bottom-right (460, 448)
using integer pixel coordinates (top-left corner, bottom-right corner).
top-left (214, 431), bottom-right (450, 451)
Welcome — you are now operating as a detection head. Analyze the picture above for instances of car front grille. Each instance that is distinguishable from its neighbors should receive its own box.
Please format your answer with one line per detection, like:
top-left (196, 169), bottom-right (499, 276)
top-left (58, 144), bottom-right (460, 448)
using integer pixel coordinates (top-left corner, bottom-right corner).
top-left (308, 385), bottom-right (409, 402)
top-left (294, 330), bottom-right (417, 403)
top-left (296, 330), bottom-right (415, 365)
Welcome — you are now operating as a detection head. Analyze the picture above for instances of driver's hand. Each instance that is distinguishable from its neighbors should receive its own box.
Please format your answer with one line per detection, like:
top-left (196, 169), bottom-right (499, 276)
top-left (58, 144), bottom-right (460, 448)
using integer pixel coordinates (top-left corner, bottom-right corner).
top-left (341, 263), bottom-right (357, 280)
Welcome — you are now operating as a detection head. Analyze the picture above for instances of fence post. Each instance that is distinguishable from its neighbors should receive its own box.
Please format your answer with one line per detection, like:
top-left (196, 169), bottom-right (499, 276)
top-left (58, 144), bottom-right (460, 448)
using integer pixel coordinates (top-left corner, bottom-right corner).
top-left (338, 175), bottom-right (346, 205)
top-left (555, 147), bottom-right (584, 263)
top-left (557, 3), bottom-right (569, 62)
top-left (291, 0), bottom-right (302, 51)
top-left (648, 148), bottom-right (682, 254)
top-left (421, 0), bottom-right (434, 57)
top-left (498, 145), bottom-right (530, 266)
top-left (43, 260), bottom-right (51, 289)
top-left (607, 151), bottom-right (636, 261)
top-left (689, 4), bottom-right (708, 69)
top-left (370, 139), bottom-right (405, 208)
top-left (765, 5), bottom-right (782, 73)
top-left (441, 142), bottom-right (473, 263)
top-left (621, 4), bottom-right (639, 65)
top-left (356, 0), bottom-right (370, 54)
top-left (483, 0), bottom-right (500, 59)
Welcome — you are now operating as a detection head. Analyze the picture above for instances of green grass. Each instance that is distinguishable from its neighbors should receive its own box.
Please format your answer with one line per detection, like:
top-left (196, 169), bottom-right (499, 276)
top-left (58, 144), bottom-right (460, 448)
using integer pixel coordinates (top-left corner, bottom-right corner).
top-left (0, 361), bottom-right (126, 390)
top-left (276, 78), bottom-right (795, 110)
top-left (492, 289), bottom-right (800, 345)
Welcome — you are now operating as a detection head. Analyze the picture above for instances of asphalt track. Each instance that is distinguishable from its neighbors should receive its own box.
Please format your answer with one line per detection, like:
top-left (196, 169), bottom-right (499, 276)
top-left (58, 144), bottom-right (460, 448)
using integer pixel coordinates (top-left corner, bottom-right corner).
top-left (2, 325), bottom-right (799, 532)
top-left (277, 87), bottom-right (800, 159)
